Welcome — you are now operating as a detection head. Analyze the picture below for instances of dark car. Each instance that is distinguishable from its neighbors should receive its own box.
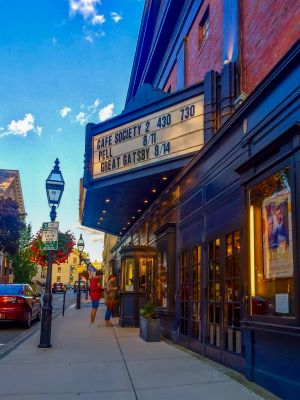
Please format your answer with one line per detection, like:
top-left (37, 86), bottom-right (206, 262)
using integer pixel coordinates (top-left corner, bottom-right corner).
top-left (0, 284), bottom-right (41, 328)
top-left (73, 281), bottom-right (86, 293)
top-left (52, 283), bottom-right (64, 294)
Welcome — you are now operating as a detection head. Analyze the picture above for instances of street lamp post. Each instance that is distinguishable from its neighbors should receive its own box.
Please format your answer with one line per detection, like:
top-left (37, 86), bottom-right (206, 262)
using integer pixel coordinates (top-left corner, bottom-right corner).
top-left (39, 159), bottom-right (64, 348)
top-left (85, 256), bottom-right (90, 300)
top-left (76, 234), bottom-right (85, 309)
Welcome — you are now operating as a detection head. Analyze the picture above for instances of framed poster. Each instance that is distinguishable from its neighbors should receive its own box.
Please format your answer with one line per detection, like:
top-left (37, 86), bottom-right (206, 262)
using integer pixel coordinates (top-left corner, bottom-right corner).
top-left (262, 189), bottom-right (293, 279)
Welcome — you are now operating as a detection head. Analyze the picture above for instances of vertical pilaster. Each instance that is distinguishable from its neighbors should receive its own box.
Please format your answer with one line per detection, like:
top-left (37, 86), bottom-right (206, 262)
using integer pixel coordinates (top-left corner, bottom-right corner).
top-left (221, 62), bottom-right (236, 124)
top-left (204, 70), bottom-right (219, 142)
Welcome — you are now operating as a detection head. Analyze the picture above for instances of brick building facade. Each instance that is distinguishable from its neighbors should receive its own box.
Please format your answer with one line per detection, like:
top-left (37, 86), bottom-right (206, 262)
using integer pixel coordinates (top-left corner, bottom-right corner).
top-left (82, 1), bottom-right (300, 398)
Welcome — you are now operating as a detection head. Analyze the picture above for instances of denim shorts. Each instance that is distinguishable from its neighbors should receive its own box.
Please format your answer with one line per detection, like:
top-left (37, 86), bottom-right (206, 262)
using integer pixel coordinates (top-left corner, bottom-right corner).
top-left (92, 300), bottom-right (99, 309)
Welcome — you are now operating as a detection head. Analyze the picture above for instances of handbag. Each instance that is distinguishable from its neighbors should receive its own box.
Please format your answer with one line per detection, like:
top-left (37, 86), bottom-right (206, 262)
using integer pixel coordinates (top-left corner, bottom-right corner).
top-left (105, 296), bottom-right (116, 311)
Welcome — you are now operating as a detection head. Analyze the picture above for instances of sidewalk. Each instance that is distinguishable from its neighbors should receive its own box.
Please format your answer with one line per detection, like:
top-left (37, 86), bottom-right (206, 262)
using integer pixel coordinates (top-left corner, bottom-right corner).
top-left (0, 303), bottom-right (278, 400)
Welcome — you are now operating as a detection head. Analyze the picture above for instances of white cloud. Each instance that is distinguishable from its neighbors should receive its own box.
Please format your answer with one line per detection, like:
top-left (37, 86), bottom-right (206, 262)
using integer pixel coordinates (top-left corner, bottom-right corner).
top-left (87, 98), bottom-right (101, 112)
top-left (111, 12), bottom-right (122, 23)
top-left (90, 234), bottom-right (105, 243)
top-left (59, 106), bottom-right (72, 118)
top-left (73, 224), bottom-right (105, 237)
top-left (1, 113), bottom-right (42, 138)
top-left (99, 103), bottom-right (114, 122)
top-left (69, 0), bottom-right (101, 20)
top-left (36, 126), bottom-right (43, 136)
top-left (85, 35), bottom-right (93, 43)
top-left (57, 128), bottom-right (63, 132)
top-left (95, 31), bottom-right (105, 38)
top-left (92, 14), bottom-right (105, 25)
top-left (75, 111), bottom-right (87, 125)
top-left (93, 98), bottom-right (100, 108)
top-left (0, 127), bottom-right (4, 131)
top-left (52, 37), bottom-right (57, 46)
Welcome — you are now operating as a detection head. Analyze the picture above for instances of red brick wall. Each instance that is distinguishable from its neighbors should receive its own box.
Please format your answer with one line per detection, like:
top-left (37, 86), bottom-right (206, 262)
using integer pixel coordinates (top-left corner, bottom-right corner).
top-left (163, 62), bottom-right (177, 93)
top-left (185, 0), bottom-right (223, 86)
top-left (241, 0), bottom-right (300, 95)
top-left (163, 0), bottom-right (223, 92)
top-left (163, 0), bottom-right (298, 96)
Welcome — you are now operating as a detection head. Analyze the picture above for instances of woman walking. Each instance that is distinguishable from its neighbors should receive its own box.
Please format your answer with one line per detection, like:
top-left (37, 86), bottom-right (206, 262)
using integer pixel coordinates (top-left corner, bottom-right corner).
top-left (105, 274), bottom-right (118, 327)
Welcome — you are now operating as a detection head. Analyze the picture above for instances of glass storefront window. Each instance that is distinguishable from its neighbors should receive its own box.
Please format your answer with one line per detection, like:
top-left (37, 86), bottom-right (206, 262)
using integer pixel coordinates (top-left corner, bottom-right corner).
top-left (191, 245), bottom-right (201, 340)
top-left (139, 258), bottom-right (146, 292)
top-left (157, 251), bottom-right (167, 307)
top-left (124, 258), bottom-right (135, 291)
top-left (249, 166), bottom-right (294, 317)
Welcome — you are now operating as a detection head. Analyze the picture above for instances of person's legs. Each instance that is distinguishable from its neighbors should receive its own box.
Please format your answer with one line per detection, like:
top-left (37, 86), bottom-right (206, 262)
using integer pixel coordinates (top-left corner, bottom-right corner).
top-left (91, 308), bottom-right (97, 323)
top-left (91, 300), bottom-right (99, 326)
top-left (105, 308), bottom-right (112, 326)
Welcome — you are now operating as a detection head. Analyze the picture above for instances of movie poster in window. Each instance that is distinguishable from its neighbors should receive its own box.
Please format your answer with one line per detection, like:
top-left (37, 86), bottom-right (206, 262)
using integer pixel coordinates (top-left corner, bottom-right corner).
top-left (262, 190), bottom-right (293, 279)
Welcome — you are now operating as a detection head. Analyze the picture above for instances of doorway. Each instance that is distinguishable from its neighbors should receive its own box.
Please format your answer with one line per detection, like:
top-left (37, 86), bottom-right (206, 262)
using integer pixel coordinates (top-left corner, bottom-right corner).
top-left (179, 245), bottom-right (202, 349)
top-left (206, 231), bottom-right (244, 371)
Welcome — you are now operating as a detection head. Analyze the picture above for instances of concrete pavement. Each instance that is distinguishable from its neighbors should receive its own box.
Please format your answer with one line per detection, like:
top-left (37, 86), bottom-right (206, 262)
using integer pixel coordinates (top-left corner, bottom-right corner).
top-left (0, 303), bottom-right (278, 400)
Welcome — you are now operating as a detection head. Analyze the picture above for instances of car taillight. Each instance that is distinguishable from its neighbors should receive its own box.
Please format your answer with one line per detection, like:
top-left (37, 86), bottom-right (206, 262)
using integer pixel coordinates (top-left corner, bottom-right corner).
top-left (8, 297), bottom-right (26, 304)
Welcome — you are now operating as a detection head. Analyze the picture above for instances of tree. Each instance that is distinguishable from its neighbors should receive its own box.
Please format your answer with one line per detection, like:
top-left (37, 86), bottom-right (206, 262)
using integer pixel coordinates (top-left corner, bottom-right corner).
top-left (10, 224), bottom-right (37, 284)
top-left (30, 229), bottom-right (76, 268)
top-left (0, 197), bottom-right (25, 256)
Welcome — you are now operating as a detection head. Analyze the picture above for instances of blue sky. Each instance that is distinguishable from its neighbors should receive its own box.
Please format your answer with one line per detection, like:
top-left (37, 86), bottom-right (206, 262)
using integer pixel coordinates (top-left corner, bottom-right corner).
top-left (0, 0), bottom-right (144, 261)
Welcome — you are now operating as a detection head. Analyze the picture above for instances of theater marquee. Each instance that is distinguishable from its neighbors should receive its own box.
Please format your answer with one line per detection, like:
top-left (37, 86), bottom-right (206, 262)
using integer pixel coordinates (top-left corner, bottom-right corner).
top-left (92, 96), bottom-right (203, 179)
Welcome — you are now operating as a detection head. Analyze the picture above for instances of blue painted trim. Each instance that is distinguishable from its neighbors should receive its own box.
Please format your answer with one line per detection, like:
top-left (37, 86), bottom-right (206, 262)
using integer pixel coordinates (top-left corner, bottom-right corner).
top-left (127, 0), bottom-right (204, 95)
top-left (155, 0), bottom-right (205, 89)
top-left (127, 0), bottom-right (183, 101)
top-left (138, 0), bottom-right (178, 85)
top-left (126, 0), bottom-right (161, 104)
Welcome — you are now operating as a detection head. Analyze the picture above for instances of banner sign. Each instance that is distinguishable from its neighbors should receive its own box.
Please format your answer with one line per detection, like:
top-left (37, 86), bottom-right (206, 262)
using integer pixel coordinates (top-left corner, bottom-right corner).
top-left (92, 96), bottom-right (203, 179)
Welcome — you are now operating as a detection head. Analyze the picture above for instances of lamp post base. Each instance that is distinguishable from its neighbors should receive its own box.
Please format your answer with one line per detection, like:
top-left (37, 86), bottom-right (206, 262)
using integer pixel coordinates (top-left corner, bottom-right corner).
top-left (38, 344), bottom-right (52, 348)
top-left (39, 300), bottom-right (53, 348)
top-left (76, 291), bottom-right (81, 309)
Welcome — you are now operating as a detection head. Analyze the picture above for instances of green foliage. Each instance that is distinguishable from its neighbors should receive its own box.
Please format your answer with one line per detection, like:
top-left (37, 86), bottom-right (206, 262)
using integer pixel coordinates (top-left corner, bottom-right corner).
top-left (140, 302), bottom-right (158, 319)
top-left (10, 224), bottom-right (37, 284)
top-left (0, 197), bottom-right (25, 256)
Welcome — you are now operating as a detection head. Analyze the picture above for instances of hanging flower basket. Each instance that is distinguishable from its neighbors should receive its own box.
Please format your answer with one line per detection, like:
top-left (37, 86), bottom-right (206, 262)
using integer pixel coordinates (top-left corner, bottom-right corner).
top-left (30, 229), bottom-right (76, 268)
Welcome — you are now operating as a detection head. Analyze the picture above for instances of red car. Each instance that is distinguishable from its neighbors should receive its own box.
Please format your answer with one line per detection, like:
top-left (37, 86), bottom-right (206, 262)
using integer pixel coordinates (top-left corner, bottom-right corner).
top-left (0, 284), bottom-right (42, 328)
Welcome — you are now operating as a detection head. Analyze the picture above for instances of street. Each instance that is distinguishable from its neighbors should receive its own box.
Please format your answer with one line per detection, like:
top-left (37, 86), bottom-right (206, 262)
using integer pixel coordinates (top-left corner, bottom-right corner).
top-left (0, 290), bottom-right (77, 348)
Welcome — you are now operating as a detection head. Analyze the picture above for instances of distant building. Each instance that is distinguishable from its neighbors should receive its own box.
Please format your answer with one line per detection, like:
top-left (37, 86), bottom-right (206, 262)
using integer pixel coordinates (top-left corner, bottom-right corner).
top-left (102, 233), bottom-right (118, 281)
top-left (0, 170), bottom-right (25, 282)
top-left (51, 251), bottom-right (80, 286)
top-left (32, 251), bottom-right (81, 288)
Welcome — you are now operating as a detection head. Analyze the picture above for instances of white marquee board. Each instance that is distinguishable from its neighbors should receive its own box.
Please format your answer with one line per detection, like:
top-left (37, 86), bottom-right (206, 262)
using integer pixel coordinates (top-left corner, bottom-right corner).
top-left (92, 96), bottom-right (204, 179)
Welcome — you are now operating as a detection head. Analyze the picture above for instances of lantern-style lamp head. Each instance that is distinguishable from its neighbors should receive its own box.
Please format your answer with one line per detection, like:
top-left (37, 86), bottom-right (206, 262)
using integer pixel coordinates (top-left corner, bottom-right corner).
top-left (46, 158), bottom-right (65, 207)
top-left (77, 234), bottom-right (85, 253)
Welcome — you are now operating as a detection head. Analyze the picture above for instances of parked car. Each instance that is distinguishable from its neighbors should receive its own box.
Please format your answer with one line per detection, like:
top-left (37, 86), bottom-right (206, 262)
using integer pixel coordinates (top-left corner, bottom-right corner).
top-left (52, 283), bottom-right (64, 294)
top-left (0, 284), bottom-right (41, 328)
top-left (73, 281), bottom-right (86, 293)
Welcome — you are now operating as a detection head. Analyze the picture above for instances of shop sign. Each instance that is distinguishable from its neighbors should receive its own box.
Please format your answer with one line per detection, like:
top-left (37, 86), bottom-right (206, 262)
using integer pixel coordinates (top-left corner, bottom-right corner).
top-left (92, 96), bottom-right (203, 179)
